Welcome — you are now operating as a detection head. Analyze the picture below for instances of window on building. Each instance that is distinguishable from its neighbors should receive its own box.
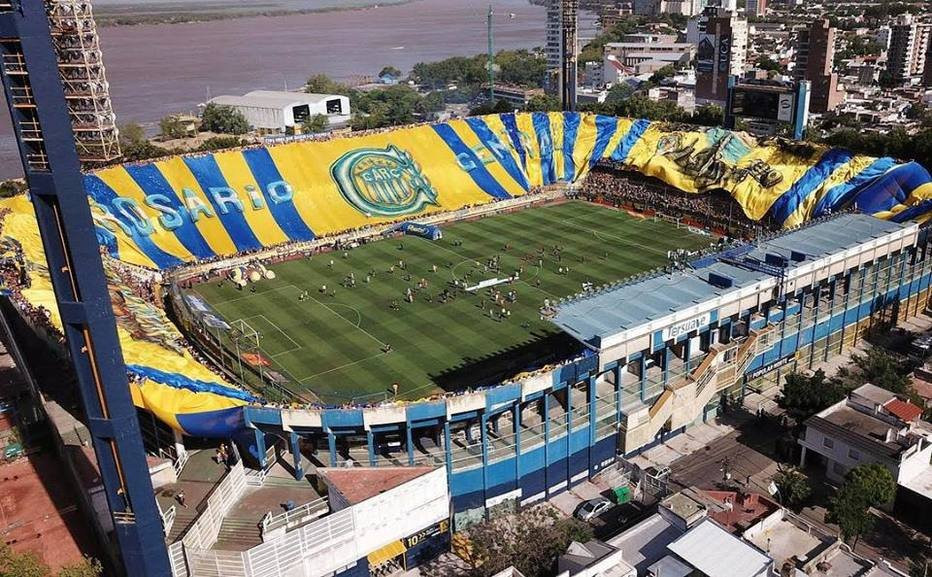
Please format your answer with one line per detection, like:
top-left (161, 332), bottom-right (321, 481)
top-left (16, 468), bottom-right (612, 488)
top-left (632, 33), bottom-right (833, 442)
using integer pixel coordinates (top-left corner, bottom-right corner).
top-left (848, 448), bottom-right (860, 461)
top-left (823, 437), bottom-right (834, 449)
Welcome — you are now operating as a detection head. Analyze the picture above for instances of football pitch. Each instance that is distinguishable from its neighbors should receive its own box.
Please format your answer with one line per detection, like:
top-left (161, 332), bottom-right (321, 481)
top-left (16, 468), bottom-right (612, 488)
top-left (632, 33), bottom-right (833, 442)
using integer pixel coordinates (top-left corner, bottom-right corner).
top-left (189, 201), bottom-right (711, 404)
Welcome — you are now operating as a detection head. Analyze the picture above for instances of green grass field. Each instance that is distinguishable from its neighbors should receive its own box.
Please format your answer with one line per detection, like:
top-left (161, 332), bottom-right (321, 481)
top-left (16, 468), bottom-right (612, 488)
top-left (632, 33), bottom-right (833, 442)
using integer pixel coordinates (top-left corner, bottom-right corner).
top-left (189, 201), bottom-right (711, 404)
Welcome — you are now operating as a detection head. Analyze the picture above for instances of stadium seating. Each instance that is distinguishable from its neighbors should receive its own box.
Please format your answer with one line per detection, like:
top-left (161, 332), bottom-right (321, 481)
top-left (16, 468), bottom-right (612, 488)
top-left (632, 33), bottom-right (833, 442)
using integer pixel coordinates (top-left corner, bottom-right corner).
top-left (2, 112), bottom-right (931, 437)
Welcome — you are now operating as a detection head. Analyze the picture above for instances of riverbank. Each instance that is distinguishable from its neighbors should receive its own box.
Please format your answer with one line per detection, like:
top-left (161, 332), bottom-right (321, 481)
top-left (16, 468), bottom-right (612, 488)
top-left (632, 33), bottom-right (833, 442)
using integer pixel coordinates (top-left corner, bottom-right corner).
top-left (93, 0), bottom-right (413, 27)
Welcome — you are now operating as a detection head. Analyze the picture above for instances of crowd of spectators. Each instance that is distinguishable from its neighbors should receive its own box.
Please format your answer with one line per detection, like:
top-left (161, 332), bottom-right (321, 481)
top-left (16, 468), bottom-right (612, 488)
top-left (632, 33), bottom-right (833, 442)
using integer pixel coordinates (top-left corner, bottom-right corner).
top-left (169, 186), bottom-right (553, 287)
top-left (579, 162), bottom-right (776, 238)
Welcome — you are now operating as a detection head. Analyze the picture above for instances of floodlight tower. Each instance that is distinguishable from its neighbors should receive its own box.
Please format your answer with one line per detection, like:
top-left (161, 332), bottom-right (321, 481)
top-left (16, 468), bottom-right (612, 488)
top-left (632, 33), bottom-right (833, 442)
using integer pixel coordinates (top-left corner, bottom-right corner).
top-left (0, 2), bottom-right (169, 576)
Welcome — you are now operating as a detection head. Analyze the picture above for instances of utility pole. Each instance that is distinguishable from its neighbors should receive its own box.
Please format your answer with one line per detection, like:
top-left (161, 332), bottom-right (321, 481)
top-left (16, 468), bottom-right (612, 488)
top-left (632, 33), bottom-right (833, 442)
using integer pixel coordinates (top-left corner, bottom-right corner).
top-left (487, 4), bottom-right (495, 104)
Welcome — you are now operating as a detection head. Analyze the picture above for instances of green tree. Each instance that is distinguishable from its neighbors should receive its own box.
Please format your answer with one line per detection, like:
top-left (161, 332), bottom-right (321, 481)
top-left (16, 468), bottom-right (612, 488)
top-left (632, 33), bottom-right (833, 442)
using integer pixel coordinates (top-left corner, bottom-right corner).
top-left (603, 82), bottom-right (635, 106)
top-left (523, 94), bottom-right (562, 112)
top-left (159, 115), bottom-right (188, 139)
top-left (771, 465), bottom-right (811, 509)
top-left (0, 179), bottom-right (26, 198)
top-left (468, 99), bottom-right (513, 116)
top-left (447, 506), bottom-right (593, 577)
top-left (0, 546), bottom-right (103, 577)
top-left (118, 122), bottom-right (146, 148)
top-left (305, 74), bottom-right (351, 95)
top-left (196, 136), bottom-right (247, 152)
top-left (827, 464), bottom-right (896, 547)
top-left (57, 557), bottom-right (103, 577)
top-left (302, 114), bottom-right (329, 134)
top-left (648, 65), bottom-right (676, 85)
top-left (495, 50), bottom-right (547, 88)
top-left (778, 369), bottom-right (845, 424)
top-left (200, 103), bottom-right (250, 135)
top-left (415, 91), bottom-right (445, 118)
top-left (692, 104), bottom-right (724, 127)
top-left (0, 545), bottom-right (48, 577)
top-left (832, 348), bottom-right (914, 398)
top-left (755, 57), bottom-right (783, 74)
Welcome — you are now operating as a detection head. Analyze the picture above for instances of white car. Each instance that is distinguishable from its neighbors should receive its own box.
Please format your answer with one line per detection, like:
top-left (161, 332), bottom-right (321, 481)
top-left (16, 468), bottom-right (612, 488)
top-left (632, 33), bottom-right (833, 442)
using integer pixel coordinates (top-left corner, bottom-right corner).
top-left (575, 498), bottom-right (612, 521)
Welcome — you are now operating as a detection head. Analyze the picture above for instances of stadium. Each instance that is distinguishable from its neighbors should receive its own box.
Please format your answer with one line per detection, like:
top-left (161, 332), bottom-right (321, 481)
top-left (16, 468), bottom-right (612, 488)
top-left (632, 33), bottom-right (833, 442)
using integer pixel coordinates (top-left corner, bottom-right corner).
top-left (4, 110), bottom-right (932, 543)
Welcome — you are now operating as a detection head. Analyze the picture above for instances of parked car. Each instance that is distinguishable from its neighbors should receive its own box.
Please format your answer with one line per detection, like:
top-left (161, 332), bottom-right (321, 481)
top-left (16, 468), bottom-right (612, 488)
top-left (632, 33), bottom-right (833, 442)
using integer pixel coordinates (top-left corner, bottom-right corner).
top-left (575, 498), bottom-right (612, 521)
top-left (644, 465), bottom-right (671, 480)
top-left (910, 334), bottom-right (932, 358)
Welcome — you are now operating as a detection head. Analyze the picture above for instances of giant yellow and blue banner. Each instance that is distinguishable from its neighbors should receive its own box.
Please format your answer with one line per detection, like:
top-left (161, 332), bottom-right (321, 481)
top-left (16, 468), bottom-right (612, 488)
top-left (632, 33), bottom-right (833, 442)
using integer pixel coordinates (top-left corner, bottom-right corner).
top-left (2, 113), bottom-right (931, 436)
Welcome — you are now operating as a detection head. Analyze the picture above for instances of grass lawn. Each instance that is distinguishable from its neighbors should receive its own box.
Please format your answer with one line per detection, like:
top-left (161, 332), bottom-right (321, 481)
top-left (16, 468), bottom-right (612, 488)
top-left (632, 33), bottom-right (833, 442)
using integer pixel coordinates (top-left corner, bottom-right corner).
top-left (189, 201), bottom-right (711, 404)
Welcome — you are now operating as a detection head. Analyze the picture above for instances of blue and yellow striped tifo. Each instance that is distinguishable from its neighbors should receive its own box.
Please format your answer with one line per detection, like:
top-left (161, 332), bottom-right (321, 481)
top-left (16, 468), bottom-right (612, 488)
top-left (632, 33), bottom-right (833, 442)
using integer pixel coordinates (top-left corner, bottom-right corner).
top-left (2, 112), bottom-right (931, 436)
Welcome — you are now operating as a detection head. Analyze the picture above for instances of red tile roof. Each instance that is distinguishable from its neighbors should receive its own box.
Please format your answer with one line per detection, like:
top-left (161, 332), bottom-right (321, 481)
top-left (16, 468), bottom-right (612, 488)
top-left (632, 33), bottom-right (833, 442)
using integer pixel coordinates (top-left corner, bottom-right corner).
top-left (317, 467), bottom-right (435, 505)
top-left (884, 398), bottom-right (923, 423)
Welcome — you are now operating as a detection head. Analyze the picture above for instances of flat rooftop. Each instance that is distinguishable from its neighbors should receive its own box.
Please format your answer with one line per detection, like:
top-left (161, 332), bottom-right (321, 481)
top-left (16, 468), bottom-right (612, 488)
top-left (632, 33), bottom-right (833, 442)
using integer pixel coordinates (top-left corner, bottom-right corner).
top-left (318, 466), bottom-right (435, 505)
top-left (607, 513), bottom-right (684, 574)
top-left (806, 405), bottom-right (906, 459)
top-left (899, 464), bottom-right (932, 499)
top-left (745, 517), bottom-right (826, 570)
top-left (553, 214), bottom-right (910, 348)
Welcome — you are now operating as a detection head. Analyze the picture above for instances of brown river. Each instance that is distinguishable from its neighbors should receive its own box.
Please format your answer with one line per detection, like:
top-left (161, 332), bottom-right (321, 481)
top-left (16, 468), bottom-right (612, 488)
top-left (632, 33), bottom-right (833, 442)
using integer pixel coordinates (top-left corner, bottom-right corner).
top-left (0, 0), bottom-right (596, 178)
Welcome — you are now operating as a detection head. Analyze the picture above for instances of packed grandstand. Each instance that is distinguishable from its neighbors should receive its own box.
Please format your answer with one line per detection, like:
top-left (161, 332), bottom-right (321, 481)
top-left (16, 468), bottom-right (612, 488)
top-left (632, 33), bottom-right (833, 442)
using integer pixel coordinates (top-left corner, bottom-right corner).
top-left (1, 111), bottom-right (931, 439)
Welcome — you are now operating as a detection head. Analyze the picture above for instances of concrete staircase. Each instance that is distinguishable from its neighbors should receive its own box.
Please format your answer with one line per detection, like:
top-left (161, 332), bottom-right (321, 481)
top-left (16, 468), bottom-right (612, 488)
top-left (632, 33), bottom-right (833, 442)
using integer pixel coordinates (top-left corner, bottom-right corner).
top-left (645, 388), bottom-right (675, 438)
top-left (166, 506), bottom-right (199, 544)
top-left (214, 516), bottom-right (263, 551)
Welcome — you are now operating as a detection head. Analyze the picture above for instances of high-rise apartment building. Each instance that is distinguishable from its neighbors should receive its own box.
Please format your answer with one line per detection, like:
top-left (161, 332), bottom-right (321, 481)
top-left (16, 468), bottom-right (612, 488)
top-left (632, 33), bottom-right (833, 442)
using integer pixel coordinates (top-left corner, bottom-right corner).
top-left (694, 7), bottom-right (747, 106)
top-left (546, 0), bottom-right (578, 110)
top-left (886, 14), bottom-right (932, 85)
top-left (795, 19), bottom-right (843, 113)
top-left (746, 0), bottom-right (767, 18)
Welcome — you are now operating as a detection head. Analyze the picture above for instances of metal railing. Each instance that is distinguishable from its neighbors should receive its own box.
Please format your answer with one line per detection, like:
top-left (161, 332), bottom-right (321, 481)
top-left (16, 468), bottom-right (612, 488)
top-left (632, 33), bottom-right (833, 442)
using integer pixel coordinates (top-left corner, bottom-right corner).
top-left (172, 450), bottom-right (190, 479)
top-left (180, 462), bottom-right (247, 550)
top-left (259, 497), bottom-right (329, 538)
top-left (162, 505), bottom-right (177, 536)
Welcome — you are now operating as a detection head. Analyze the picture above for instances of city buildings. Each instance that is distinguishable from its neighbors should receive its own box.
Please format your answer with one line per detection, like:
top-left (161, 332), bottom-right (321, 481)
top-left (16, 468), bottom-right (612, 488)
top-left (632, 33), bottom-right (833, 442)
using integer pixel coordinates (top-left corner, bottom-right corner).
top-left (633, 0), bottom-right (702, 17)
top-left (886, 14), bottom-right (932, 86)
top-left (602, 39), bottom-right (695, 82)
top-left (692, 7), bottom-right (748, 105)
top-left (794, 19), bottom-right (844, 114)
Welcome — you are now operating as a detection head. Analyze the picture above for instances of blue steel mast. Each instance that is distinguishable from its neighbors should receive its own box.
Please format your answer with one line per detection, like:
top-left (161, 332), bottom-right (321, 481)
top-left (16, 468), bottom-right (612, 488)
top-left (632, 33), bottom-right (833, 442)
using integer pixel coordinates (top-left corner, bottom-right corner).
top-left (0, 2), bottom-right (170, 575)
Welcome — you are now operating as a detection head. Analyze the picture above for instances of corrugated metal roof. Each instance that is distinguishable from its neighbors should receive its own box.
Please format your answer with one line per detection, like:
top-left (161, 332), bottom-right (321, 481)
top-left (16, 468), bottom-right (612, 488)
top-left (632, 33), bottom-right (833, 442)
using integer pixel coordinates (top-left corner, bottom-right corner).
top-left (666, 520), bottom-right (772, 577)
top-left (552, 214), bottom-right (910, 348)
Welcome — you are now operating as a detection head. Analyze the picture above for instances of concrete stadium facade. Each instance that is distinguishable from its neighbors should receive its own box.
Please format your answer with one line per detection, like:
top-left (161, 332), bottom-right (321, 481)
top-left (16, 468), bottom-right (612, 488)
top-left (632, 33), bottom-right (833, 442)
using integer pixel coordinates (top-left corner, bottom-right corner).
top-left (229, 213), bottom-right (932, 528)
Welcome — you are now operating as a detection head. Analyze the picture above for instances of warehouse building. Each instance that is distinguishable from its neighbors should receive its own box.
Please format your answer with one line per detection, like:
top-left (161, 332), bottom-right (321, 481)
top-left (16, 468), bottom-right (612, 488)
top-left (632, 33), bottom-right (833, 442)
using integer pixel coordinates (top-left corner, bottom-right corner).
top-left (207, 90), bottom-right (351, 133)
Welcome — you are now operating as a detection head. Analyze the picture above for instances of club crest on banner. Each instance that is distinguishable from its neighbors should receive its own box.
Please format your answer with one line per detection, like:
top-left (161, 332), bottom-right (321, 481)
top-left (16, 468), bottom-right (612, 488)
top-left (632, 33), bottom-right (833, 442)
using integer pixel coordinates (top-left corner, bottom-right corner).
top-left (331, 145), bottom-right (439, 217)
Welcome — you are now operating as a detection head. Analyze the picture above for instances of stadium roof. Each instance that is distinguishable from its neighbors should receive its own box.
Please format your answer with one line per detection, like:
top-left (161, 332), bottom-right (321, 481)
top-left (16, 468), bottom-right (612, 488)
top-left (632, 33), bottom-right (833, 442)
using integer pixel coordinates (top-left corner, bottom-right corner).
top-left (552, 214), bottom-right (910, 348)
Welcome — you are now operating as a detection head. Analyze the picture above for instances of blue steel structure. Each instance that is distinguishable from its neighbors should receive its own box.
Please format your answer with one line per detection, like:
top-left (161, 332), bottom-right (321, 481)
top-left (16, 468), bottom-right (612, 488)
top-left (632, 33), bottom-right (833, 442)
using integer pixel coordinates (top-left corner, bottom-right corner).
top-left (0, 2), bottom-right (170, 575)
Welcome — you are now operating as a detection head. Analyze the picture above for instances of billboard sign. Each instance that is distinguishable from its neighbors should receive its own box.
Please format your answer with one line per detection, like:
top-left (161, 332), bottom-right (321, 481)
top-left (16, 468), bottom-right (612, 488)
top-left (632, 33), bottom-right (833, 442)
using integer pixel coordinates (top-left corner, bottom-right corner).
top-left (730, 85), bottom-right (796, 123)
top-left (717, 32), bottom-right (732, 73)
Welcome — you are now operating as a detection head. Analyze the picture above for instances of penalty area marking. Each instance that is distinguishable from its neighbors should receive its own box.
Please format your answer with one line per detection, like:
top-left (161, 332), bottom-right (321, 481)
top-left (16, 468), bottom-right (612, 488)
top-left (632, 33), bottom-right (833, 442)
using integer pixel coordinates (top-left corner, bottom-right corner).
top-left (237, 314), bottom-right (302, 357)
top-left (297, 351), bottom-right (388, 383)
